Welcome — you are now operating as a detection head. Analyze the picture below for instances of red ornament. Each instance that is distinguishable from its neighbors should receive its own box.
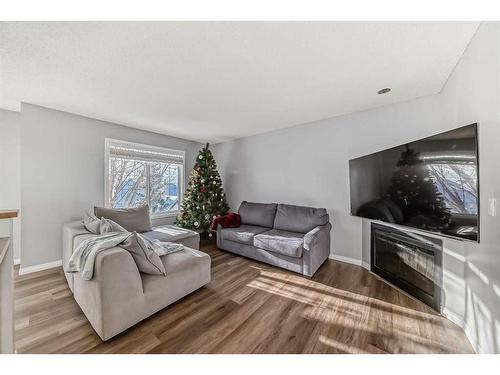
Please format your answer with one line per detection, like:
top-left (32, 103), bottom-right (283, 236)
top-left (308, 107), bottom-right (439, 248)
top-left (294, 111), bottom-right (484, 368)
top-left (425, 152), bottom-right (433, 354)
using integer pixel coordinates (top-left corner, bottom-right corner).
top-left (200, 187), bottom-right (206, 193)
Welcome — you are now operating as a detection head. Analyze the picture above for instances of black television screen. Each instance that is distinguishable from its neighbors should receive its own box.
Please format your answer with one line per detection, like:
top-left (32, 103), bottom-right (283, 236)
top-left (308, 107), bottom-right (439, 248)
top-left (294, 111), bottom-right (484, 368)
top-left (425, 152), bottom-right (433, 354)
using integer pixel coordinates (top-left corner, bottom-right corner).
top-left (349, 124), bottom-right (479, 242)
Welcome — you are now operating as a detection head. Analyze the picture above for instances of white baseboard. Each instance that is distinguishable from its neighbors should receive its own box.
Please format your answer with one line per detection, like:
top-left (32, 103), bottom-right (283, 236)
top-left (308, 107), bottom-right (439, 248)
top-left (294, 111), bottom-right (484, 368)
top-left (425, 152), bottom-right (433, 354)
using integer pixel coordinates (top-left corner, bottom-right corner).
top-left (14, 258), bottom-right (20, 265)
top-left (329, 254), bottom-right (362, 266)
top-left (329, 254), bottom-right (371, 270)
top-left (442, 307), bottom-right (464, 328)
top-left (18, 259), bottom-right (62, 276)
top-left (442, 307), bottom-right (481, 354)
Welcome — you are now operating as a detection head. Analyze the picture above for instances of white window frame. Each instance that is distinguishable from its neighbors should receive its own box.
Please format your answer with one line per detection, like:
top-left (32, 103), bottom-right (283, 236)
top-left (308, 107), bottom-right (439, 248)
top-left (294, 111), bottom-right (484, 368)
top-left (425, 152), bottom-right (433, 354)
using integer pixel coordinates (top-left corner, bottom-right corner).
top-left (104, 138), bottom-right (185, 218)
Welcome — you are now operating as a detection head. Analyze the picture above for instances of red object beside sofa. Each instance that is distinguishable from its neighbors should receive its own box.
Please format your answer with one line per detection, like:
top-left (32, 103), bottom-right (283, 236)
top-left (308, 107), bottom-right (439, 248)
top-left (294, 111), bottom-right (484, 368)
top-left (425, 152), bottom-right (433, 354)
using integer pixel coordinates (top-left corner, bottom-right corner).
top-left (210, 212), bottom-right (241, 231)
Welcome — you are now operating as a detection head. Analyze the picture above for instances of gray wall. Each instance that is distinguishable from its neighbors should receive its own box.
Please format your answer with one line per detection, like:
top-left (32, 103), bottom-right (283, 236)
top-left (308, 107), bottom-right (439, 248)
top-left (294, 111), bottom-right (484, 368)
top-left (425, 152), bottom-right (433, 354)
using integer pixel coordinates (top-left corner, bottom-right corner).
top-left (438, 22), bottom-right (500, 354)
top-left (18, 103), bottom-right (201, 269)
top-left (213, 23), bottom-right (500, 353)
top-left (213, 94), bottom-right (445, 264)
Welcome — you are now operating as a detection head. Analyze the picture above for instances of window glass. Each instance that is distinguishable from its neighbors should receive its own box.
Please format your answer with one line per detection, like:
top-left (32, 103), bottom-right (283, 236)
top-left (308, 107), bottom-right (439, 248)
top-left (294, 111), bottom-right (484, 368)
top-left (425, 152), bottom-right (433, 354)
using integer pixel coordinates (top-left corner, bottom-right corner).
top-left (106, 140), bottom-right (184, 215)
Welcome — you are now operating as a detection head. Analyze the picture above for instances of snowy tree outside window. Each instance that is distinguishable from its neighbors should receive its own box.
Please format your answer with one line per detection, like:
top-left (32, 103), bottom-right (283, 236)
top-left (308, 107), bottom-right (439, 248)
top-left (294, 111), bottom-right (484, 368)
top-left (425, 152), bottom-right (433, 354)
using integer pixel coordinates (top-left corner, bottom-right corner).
top-left (105, 139), bottom-right (184, 216)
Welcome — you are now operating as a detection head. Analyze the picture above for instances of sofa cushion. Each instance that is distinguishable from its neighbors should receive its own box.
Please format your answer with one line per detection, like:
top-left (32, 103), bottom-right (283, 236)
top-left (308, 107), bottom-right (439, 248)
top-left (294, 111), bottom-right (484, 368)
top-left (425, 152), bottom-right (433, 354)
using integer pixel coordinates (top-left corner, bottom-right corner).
top-left (273, 204), bottom-right (329, 233)
top-left (141, 248), bottom-right (211, 311)
top-left (254, 229), bottom-right (305, 258)
top-left (94, 205), bottom-right (152, 233)
top-left (221, 225), bottom-right (270, 245)
top-left (159, 247), bottom-right (210, 275)
top-left (238, 201), bottom-right (277, 228)
top-left (143, 225), bottom-right (199, 243)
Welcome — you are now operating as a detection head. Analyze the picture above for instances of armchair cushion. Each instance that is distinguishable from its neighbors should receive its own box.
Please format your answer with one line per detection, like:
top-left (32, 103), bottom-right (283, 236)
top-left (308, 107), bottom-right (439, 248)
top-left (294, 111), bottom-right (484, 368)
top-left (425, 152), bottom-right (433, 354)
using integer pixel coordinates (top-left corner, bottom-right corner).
top-left (254, 229), bottom-right (305, 258)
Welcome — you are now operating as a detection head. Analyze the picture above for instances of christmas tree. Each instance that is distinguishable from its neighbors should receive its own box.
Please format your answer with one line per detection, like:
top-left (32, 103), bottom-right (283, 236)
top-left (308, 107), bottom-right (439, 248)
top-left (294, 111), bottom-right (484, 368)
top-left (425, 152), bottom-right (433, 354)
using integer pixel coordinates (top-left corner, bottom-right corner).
top-left (386, 145), bottom-right (451, 229)
top-left (176, 143), bottom-right (229, 235)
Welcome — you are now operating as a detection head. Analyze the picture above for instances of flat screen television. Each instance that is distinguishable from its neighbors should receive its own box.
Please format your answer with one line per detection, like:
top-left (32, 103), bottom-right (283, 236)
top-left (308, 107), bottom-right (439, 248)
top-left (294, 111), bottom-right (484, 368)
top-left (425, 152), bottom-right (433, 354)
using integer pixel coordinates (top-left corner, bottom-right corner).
top-left (349, 124), bottom-right (479, 242)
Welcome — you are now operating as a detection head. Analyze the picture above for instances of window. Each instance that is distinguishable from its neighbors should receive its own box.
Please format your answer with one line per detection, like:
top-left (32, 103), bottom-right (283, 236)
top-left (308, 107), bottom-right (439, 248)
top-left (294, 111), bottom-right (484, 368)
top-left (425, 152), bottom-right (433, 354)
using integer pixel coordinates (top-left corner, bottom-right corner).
top-left (105, 139), bottom-right (184, 216)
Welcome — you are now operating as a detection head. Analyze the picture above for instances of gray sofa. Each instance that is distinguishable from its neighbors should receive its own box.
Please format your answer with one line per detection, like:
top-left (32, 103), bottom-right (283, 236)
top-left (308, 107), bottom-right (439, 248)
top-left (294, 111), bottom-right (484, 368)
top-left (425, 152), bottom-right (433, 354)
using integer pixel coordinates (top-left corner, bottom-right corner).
top-left (217, 201), bottom-right (331, 277)
top-left (62, 221), bottom-right (209, 341)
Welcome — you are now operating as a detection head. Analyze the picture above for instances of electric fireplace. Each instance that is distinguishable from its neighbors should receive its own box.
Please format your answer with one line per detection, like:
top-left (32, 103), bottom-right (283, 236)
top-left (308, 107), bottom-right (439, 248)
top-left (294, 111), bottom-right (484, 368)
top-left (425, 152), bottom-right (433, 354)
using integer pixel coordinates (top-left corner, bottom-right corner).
top-left (371, 223), bottom-right (443, 311)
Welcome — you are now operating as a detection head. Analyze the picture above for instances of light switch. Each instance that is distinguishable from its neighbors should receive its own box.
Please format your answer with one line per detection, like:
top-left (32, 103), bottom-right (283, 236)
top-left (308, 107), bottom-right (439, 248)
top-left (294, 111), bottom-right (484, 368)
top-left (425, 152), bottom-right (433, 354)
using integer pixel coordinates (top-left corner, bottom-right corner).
top-left (488, 198), bottom-right (497, 216)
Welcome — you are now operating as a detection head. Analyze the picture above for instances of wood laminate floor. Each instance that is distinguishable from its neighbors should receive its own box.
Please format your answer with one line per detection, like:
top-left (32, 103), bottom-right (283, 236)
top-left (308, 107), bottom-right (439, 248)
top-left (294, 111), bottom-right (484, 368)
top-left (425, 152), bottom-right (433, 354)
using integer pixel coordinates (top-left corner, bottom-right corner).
top-left (14, 244), bottom-right (474, 354)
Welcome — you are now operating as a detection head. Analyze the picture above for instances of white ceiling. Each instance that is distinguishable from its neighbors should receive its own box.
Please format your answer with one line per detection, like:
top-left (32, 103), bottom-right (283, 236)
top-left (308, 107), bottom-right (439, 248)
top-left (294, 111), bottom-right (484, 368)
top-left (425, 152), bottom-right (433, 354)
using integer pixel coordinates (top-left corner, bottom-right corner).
top-left (0, 22), bottom-right (479, 143)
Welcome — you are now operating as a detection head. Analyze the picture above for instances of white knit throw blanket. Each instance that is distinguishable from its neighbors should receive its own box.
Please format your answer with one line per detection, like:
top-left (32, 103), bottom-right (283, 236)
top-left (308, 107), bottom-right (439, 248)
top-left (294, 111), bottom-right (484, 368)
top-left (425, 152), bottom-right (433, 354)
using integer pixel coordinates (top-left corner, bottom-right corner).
top-left (66, 232), bottom-right (184, 281)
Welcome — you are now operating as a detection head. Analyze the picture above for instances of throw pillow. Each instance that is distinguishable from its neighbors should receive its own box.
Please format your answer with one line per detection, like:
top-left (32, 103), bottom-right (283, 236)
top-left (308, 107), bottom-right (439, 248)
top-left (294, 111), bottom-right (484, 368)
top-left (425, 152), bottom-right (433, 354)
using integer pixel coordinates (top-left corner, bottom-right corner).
top-left (100, 217), bottom-right (129, 234)
top-left (83, 211), bottom-right (101, 234)
top-left (94, 205), bottom-right (152, 233)
top-left (120, 232), bottom-right (166, 276)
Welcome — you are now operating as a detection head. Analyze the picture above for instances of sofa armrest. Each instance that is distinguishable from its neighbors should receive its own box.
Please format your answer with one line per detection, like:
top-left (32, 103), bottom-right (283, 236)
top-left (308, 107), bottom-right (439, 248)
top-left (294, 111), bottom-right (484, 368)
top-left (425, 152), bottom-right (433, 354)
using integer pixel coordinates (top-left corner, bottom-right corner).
top-left (62, 221), bottom-right (92, 291)
top-left (302, 222), bottom-right (332, 277)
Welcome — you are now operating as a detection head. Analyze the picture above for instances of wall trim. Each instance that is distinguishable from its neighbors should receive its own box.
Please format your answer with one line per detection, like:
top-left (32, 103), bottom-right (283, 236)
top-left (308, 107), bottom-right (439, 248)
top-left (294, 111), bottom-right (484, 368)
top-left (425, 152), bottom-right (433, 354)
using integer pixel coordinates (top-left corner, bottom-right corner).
top-left (18, 259), bottom-right (62, 276)
top-left (14, 258), bottom-right (20, 265)
top-left (442, 307), bottom-right (481, 354)
top-left (329, 254), bottom-right (370, 270)
top-left (329, 254), bottom-right (362, 266)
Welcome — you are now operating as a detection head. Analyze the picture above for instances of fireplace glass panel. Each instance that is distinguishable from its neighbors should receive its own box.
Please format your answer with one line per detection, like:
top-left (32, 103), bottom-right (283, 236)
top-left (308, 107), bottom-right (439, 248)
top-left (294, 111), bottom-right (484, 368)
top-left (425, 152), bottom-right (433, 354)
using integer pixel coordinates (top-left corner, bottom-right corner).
top-left (371, 223), bottom-right (442, 310)
top-left (374, 230), bottom-right (435, 296)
